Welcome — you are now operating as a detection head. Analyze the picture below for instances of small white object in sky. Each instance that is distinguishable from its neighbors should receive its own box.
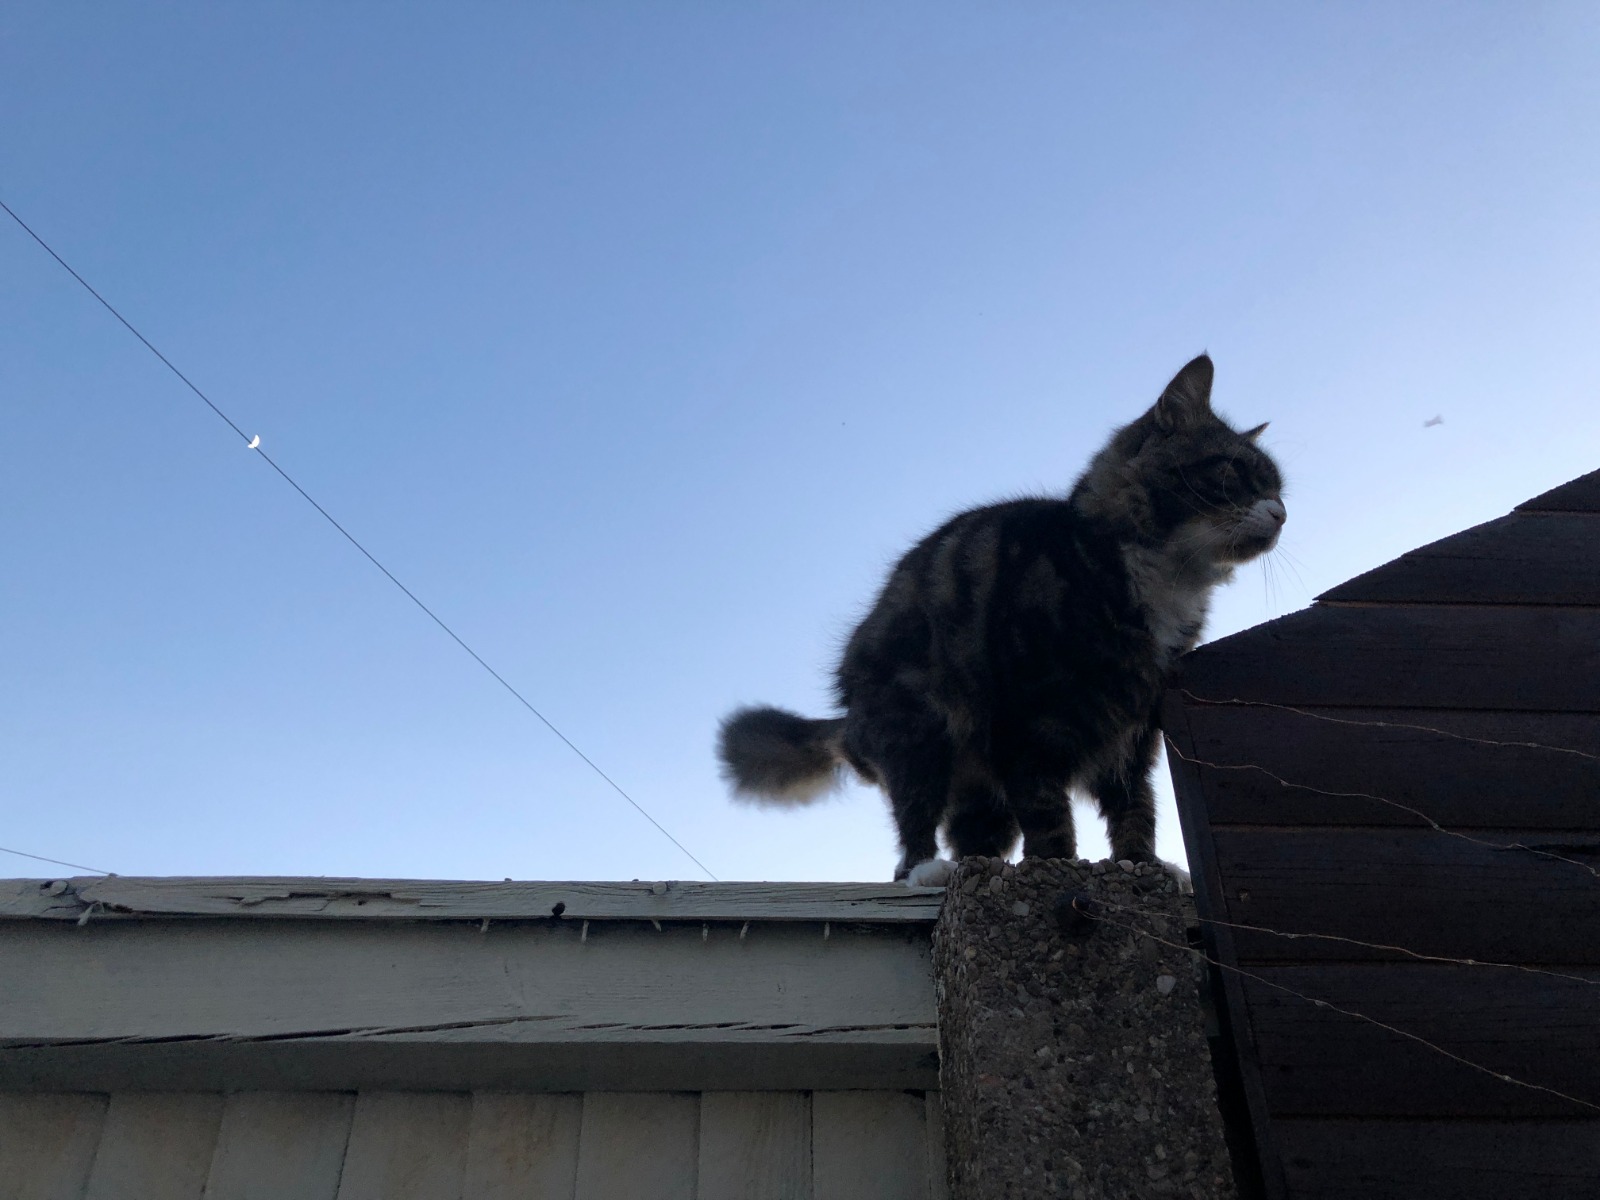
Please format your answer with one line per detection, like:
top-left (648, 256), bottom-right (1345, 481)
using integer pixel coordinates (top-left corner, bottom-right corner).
top-left (1423, 415), bottom-right (1443, 428)
top-left (247, 434), bottom-right (261, 449)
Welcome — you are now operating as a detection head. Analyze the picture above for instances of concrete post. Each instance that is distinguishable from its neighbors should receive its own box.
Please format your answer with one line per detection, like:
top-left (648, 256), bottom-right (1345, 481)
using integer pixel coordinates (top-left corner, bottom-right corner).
top-left (934, 856), bottom-right (1239, 1200)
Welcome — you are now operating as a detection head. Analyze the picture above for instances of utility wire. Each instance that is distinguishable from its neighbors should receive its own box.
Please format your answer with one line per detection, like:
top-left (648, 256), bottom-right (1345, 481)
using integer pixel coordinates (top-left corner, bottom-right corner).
top-left (1165, 739), bottom-right (1600, 883)
top-left (1082, 900), bottom-right (1600, 1116)
top-left (1178, 691), bottom-right (1600, 765)
top-left (2, 197), bottom-right (717, 882)
top-left (1089, 893), bottom-right (1600, 991)
top-left (0, 844), bottom-right (113, 876)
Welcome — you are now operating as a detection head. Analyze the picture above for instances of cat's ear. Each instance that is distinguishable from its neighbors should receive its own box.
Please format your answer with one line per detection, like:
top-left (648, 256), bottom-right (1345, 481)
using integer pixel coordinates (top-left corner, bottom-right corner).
top-left (1154, 354), bottom-right (1214, 432)
top-left (1242, 421), bottom-right (1269, 441)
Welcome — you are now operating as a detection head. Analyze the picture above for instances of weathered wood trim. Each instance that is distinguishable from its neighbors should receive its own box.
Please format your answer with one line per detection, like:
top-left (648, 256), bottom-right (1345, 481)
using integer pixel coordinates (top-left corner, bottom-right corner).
top-left (0, 877), bottom-right (944, 924)
top-left (0, 1041), bottom-right (940, 1097)
top-left (0, 916), bottom-right (938, 1093)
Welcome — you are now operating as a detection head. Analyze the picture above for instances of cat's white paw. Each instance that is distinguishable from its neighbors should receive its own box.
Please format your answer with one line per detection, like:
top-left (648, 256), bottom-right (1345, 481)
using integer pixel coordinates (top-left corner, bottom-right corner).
top-left (906, 858), bottom-right (957, 888)
top-left (1160, 859), bottom-right (1194, 895)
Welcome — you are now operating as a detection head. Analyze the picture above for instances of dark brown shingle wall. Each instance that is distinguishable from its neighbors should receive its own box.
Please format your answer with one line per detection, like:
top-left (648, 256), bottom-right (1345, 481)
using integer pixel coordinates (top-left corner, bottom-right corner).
top-left (1164, 465), bottom-right (1600, 1200)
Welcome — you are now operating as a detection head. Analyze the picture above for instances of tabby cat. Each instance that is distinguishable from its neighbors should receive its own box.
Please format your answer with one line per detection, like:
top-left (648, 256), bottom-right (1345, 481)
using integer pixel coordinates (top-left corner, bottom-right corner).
top-left (718, 355), bottom-right (1285, 884)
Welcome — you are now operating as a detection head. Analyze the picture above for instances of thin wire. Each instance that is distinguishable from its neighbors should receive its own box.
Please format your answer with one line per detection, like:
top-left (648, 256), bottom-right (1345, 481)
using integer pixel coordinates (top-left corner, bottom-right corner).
top-left (1, 197), bottom-right (717, 883)
top-left (249, 442), bottom-right (718, 881)
top-left (1, 198), bottom-right (251, 443)
top-left (1081, 900), bottom-right (1600, 1116)
top-left (1178, 690), bottom-right (1600, 765)
top-left (0, 845), bottom-right (114, 876)
top-left (1164, 739), bottom-right (1600, 883)
top-left (1089, 893), bottom-right (1600, 990)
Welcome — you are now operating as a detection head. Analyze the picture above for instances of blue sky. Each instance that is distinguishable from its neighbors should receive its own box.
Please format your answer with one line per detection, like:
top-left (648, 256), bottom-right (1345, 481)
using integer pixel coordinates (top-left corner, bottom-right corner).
top-left (3, 3), bottom-right (1598, 884)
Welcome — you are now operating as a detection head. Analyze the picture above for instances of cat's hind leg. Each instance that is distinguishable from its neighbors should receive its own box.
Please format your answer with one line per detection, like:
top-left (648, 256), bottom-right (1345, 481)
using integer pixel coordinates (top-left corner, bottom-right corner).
top-left (883, 758), bottom-right (948, 882)
top-left (848, 720), bottom-right (951, 881)
top-left (844, 688), bottom-right (984, 882)
top-left (1090, 722), bottom-right (1161, 862)
top-left (1006, 770), bottom-right (1078, 861)
top-left (890, 799), bottom-right (945, 882)
top-left (942, 753), bottom-right (1020, 862)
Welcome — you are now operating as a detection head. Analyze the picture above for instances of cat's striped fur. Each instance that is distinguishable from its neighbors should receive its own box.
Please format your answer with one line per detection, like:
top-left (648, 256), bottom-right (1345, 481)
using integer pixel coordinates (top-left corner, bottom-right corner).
top-left (719, 355), bottom-right (1284, 880)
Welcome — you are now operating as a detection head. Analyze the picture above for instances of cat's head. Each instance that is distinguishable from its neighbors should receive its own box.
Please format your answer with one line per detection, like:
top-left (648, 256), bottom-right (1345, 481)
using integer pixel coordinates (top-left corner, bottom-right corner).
top-left (1072, 354), bottom-right (1286, 569)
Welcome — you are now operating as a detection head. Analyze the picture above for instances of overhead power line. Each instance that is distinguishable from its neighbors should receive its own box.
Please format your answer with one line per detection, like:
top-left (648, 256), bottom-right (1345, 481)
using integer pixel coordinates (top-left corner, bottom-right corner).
top-left (2, 197), bottom-right (717, 882)
top-left (0, 844), bottom-right (113, 876)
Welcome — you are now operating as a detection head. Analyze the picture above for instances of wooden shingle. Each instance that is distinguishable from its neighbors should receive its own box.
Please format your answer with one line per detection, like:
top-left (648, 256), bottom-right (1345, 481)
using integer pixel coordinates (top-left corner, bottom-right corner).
top-left (1163, 464), bottom-right (1600, 1199)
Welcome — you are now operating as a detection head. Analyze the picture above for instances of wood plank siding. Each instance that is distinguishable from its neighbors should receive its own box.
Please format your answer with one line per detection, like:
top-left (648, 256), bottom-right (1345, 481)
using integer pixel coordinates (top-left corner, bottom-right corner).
top-left (0, 1090), bottom-right (949, 1200)
top-left (1162, 466), bottom-right (1600, 1199)
top-left (0, 882), bottom-right (947, 1197)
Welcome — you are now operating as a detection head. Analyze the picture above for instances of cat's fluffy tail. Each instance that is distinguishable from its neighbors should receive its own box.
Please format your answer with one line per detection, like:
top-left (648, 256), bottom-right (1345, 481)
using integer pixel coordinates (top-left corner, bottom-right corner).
top-left (718, 706), bottom-right (847, 807)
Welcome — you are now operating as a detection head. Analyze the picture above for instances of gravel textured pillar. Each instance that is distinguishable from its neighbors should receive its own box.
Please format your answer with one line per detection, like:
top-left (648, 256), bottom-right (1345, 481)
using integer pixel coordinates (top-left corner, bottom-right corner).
top-left (934, 856), bottom-right (1238, 1200)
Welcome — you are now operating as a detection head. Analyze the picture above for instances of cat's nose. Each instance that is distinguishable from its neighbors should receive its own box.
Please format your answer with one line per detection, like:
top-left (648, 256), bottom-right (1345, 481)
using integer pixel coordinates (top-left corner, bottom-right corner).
top-left (1262, 498), bottom-right (1287, 526)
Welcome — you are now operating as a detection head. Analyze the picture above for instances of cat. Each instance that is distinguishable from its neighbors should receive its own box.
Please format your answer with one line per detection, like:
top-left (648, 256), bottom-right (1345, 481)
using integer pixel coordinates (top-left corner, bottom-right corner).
top-left (718, 354), bottom-right (1284, 885)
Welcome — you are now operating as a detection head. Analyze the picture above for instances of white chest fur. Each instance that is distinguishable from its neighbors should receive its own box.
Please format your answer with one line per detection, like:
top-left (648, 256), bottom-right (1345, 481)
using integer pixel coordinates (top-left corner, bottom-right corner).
top-left (1122, 544), bottom-right (1230, 664)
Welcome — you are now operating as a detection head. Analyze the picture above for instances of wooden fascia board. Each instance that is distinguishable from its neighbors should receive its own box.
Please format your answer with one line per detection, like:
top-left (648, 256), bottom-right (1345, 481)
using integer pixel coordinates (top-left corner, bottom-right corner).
top-left (0, 904), bottom-right (939, 1093)
top-left (0, 877), bottom-right (945, 924)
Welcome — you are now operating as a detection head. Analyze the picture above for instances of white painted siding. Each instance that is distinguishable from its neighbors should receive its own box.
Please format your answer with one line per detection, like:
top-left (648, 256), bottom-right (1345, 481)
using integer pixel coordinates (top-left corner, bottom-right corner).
top-left (0, 1093), bottom-right (107, 1200)
top-left (0, 1090), bottom-right (948, 1200)
top-left (463, 1093), bottom-right (583, 1197)
top-left (82, 1093), bottom-right (223, 1200)
top-left (698, 1091), bottom-right (810, 1200)
top-left (204, 1093), bottom-right (355, 1200)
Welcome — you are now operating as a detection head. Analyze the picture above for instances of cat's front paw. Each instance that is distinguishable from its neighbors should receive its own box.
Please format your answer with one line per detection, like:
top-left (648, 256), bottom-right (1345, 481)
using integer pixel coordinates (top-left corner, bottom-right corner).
top-left (905, 858), bottom-right (957, 888)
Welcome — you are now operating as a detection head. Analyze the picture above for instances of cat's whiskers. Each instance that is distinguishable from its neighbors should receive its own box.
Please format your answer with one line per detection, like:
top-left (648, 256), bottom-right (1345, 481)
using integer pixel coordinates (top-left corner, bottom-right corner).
top-left (1272, 544), bottom-right (1312, 596)
top-left (1175, 468), bottom-right (1276, 563)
